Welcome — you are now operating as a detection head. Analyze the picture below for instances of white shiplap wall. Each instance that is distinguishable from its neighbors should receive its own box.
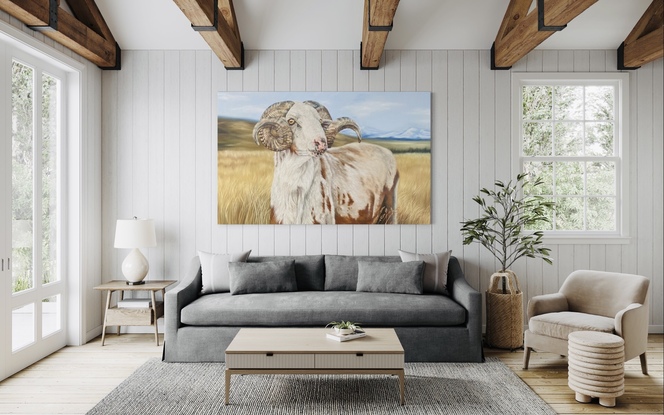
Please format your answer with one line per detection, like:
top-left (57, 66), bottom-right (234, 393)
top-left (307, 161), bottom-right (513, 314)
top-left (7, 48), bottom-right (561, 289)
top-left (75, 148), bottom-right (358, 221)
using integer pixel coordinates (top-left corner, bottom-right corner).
top-left (0, 11), bottom-right (103, 342)
top-left (101, 49), bottom-right (663, 332)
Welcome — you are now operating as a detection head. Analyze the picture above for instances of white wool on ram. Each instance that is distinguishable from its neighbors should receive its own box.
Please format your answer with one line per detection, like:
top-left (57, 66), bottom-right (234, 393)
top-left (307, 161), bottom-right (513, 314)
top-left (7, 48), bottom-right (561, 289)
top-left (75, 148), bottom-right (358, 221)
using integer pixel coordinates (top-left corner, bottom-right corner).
top-left (253, 100), bottom-right (399, 224)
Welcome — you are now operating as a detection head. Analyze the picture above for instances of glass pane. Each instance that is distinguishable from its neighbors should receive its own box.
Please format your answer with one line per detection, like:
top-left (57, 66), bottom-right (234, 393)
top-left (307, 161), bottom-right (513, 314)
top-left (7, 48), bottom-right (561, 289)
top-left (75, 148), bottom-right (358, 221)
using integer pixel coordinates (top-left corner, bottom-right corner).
top-left (554, 86), bottom-right (583, 120)
top-left (586, 122), bottom-right (614, 156)
top-left (523, 162), bottom-right (553, 195)
top-left (587, 162), bottom-right (615, 196)
top-left (42, 73), bottom-right (59, 285)
top-left (523, 122), bottom-right (552, 156)
top-left (585, 86), bottom-right (614, 120)
top-left (526, 196), bottom-right (554, 231)
top-left (554, 122), bottom-right (583, 156)
top-left (42, 295), bottom-right (61, 337)
top-left (555, 162), bottom-right (584, 196)
top-left (12, 60), bottom-right (34, 294)
top-left (12, 303), bottom-right (35, 351)
top-left (587, 197), bottom-right (616, 231)
top-left (555, 197), bottom-right (584, 230)
top-left (522, 85), bottom-right (552, 120)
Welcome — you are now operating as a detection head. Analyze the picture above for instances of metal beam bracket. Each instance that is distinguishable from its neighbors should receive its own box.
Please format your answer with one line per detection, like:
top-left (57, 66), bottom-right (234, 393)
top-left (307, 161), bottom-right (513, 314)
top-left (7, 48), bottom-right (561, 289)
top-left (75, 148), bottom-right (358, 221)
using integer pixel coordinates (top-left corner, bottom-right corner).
top-left (538, 0), bottom-right (567, 31)
top-left (359, 42), bottom-right (379, 70)
top-left (100, 42), bottom-right (122, 71)
top-left (191, 0), bottom-right (218, 32)
top-left (367, 0), bottom-right (393, 31)
top-left (28, 0), bottom-right (58, 31)
top-left (224, 42), bottom-right (245, 70)
top-left (490, 42), bottom-right (512, 70)
top-left (617, 42), bottom-right (641, 70)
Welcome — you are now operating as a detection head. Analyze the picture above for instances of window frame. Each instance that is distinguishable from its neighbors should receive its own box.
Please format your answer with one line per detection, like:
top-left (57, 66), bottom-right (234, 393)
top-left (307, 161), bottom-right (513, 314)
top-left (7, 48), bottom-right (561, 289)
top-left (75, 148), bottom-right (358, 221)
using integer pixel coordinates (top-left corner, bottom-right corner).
top-left (512, 72), bottom-right (630, 244)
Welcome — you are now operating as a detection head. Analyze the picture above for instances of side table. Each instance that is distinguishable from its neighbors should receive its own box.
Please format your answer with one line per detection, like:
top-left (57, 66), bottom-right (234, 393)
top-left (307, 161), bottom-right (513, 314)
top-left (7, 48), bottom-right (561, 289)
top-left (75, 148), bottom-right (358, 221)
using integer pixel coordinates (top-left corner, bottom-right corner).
top-left (94, 280), bottom-right (176, 346)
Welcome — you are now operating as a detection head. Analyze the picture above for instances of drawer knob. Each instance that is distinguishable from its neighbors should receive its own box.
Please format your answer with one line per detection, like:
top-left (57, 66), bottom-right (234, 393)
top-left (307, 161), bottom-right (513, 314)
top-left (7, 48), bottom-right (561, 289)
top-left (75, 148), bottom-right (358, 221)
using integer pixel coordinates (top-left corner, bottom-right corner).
top-left (356, 353), bottom-right (364, 357)
top-left (266, 353), bottom-right (274, 357)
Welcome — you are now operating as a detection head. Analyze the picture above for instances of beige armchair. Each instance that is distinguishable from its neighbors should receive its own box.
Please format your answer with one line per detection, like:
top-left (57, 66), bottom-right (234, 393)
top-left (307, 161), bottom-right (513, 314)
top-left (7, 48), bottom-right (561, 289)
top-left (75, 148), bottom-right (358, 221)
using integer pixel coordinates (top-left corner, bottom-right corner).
top-left (523, 270), bottom-right (650, 374)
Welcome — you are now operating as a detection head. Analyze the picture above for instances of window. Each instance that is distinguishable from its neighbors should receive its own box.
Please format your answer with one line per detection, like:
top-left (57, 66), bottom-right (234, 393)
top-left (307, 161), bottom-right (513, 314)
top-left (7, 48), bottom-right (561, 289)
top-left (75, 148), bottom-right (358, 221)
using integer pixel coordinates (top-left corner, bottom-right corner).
top-left (513, 73), bottom-right (629, 241)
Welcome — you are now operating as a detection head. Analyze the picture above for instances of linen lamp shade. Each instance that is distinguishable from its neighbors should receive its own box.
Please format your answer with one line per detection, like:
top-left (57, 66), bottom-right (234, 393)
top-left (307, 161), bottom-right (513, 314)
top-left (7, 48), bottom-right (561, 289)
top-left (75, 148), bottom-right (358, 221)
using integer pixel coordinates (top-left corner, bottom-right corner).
top-left (114, 218), bottom-right (157, 284)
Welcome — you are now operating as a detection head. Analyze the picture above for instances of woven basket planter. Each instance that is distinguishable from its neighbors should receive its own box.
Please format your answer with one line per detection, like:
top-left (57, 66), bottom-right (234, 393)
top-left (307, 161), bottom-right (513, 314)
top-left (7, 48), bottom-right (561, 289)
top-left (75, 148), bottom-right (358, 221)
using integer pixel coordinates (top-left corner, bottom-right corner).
top-left (485, 270), bottom-right (524, 350)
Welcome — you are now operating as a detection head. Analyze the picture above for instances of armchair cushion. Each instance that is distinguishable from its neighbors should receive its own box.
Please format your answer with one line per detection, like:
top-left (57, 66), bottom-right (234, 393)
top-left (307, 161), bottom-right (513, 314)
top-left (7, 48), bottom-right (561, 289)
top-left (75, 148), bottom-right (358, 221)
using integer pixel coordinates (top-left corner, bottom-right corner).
top-left (529, 311), bottom-right (614, 341)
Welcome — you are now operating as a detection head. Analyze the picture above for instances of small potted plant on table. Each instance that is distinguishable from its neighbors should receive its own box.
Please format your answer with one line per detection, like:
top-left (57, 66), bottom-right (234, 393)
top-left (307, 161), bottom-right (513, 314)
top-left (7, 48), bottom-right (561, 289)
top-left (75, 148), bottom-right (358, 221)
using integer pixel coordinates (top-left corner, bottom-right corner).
top-left (326, 321), bottom-right (362, 335)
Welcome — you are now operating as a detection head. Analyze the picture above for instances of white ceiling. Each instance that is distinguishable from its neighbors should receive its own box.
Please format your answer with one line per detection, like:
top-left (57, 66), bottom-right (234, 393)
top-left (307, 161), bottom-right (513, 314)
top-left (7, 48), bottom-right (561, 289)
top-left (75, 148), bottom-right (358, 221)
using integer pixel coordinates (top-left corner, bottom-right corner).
top-left (95, 0), bottom-right (652, 51)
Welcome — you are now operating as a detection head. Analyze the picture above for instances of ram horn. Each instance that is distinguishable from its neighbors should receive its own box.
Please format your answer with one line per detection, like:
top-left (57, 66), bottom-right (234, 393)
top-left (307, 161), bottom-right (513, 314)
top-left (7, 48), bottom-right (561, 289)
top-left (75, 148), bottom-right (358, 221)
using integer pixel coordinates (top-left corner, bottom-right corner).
top-left (253, 101), bottom-right (295, 152)
top-left (304, 101), bottom-right (341, 145)
top-left (326, 117), bottom-right (361, 146)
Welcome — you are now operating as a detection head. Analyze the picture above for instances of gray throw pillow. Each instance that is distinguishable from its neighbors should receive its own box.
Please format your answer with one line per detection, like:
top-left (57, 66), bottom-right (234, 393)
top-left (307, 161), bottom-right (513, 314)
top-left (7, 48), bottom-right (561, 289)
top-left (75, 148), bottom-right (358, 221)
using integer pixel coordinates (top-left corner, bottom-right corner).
top-left (228, 260), bottom-right (297, 295)
top-left (356, 260), bottom-right (425, 295)
top-left (398, 250), bottom-right (452, 295)
top-left (198, 250), bottom-right (252, 294)
top-left (324, 255), bottom-right (401, 291)
top-left (248, 255), bottom-right (325, 291)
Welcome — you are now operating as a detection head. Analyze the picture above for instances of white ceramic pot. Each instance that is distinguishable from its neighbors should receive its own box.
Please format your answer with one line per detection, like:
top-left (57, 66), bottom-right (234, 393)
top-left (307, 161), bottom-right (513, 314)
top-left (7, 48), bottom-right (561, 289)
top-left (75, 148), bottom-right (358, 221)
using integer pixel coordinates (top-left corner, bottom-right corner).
top-left (334, 328), bottom-right (354, 335)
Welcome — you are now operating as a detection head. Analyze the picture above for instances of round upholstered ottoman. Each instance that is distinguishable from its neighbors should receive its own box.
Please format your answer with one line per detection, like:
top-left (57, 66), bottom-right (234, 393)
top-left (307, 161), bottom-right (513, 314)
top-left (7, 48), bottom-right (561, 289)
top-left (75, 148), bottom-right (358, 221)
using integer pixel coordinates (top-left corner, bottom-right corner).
top-left (568, 331), bottom-right (625, 408)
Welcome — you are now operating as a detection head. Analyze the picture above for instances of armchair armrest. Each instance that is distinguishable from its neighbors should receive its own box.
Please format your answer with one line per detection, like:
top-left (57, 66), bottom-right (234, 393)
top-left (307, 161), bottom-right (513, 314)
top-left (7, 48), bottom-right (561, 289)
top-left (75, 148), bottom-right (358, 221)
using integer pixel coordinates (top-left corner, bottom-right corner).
top-left (527, 293), bottom-right (568, 319)
top-left (615, 302), bottom-right (649, 361)
top-left (164, 256), bottom-right (203, 341)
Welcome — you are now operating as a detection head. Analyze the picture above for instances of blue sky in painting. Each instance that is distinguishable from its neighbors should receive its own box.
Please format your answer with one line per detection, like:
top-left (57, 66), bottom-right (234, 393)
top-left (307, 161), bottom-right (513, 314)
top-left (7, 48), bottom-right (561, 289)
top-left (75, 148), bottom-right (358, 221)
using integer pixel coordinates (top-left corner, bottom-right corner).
top-left (218, 92), bottom-right (430, 140)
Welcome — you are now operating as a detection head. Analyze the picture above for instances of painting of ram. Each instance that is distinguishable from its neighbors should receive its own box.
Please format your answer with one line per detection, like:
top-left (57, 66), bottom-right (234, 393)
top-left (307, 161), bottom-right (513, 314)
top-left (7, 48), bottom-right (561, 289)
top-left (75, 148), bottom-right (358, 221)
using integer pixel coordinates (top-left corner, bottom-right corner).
top-left (217, 92), bottom-right (430, 225)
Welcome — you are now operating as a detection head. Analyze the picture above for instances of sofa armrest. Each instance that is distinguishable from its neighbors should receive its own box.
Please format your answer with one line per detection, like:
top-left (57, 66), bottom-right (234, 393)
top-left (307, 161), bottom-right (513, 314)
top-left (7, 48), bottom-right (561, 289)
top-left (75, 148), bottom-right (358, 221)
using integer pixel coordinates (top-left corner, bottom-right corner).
top-left (447, 257), bottom-right (482, 336)
top-left (615, 302), bottom-right (649, 361)
top-left (164, 256), bottom-right (203, 339)
top-left (527, 293), bottom-right (568, 319)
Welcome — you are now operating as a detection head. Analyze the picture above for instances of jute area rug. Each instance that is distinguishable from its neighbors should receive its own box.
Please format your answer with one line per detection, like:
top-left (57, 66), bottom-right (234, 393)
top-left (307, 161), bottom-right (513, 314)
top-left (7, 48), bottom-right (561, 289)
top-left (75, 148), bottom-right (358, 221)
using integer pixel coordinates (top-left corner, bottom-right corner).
top-left (87, 357), bottom-right (556, 415)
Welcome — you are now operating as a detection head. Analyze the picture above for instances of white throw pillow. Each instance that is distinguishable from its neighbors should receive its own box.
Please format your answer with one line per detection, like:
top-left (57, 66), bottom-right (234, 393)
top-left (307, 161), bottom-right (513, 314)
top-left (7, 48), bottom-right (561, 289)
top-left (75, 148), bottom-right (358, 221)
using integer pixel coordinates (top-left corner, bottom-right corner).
top-left (398, 249), bottom-right (452, 295)
top-left (198, 250), bottom-right (252, 294)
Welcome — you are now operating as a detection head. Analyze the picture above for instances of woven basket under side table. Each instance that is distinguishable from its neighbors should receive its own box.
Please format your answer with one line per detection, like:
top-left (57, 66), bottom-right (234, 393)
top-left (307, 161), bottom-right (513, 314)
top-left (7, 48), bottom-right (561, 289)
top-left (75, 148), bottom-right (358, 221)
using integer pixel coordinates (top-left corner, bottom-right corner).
top-left (568, 331), bottom-right (625, 408)
top-left (485, 271), bottom-right (523, 350)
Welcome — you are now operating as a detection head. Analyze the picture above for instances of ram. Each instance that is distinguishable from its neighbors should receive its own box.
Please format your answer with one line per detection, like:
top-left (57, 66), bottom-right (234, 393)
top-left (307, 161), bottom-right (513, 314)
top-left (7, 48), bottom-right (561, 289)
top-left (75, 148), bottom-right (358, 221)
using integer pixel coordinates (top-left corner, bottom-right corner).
top-left (253, 100), bottom-right (399, 224)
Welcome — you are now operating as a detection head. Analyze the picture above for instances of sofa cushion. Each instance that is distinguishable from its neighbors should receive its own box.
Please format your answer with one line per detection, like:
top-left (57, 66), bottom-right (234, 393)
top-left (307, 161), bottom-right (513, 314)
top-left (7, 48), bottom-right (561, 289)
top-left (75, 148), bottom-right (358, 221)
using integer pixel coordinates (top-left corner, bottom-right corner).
top-left (529, 311), bottom-right (615, 340)
top-left (324, 255), bottom-right (402, 291)
top-left (198, 250), bottom-right (252, 294)
top-left (398, 250), bottom-right (452, 295)
top-left (180, 291), bottom-right (466, 327)
top-left (228, 260), bottom-right (297, 295)
top-left (356, 261), bottom-right (425, 295)
top-left (248, 255), bottom-right (325, 291)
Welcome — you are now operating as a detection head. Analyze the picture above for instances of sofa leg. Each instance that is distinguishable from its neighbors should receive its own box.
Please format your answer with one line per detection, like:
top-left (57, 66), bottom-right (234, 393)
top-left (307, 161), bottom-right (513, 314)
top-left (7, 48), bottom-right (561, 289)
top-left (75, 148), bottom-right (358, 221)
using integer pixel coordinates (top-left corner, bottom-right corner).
top-left (640, 353), bottom-right (648, 375)
top-left (523, 347), bottom-right (531, 369)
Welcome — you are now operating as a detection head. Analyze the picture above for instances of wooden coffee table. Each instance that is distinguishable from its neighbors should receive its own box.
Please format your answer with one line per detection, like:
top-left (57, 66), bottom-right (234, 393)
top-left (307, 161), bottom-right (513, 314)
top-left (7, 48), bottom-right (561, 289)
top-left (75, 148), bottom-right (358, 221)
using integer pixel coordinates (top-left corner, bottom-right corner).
top-left (225, 328), bottom-right (405, 405)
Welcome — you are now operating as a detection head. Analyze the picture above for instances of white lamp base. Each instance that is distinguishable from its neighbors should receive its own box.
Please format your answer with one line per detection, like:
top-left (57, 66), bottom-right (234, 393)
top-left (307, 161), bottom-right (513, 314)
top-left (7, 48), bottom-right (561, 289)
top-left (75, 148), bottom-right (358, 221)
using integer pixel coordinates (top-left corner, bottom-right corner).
top-left (122, 248), bottom-right (149, 284)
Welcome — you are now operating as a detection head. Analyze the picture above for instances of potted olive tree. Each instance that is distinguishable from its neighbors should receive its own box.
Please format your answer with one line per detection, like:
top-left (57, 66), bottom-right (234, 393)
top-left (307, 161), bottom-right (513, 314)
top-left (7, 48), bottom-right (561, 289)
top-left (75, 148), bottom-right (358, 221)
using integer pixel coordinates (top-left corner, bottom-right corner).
top-left (460, 173), bottom-right (554, 349)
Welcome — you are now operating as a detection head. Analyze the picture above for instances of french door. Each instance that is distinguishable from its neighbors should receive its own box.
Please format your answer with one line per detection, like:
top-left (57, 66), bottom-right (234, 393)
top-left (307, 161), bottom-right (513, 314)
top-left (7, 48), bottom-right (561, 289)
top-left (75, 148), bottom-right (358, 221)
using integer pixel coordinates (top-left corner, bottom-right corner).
top-left (1, 44), bottom-right (67, 380)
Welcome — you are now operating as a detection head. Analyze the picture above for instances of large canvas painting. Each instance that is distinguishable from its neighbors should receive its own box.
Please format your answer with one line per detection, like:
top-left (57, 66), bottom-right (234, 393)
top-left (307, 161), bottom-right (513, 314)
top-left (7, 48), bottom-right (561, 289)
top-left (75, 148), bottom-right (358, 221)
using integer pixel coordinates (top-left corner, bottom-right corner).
top-left (217, 92), bottom-right (431, 224)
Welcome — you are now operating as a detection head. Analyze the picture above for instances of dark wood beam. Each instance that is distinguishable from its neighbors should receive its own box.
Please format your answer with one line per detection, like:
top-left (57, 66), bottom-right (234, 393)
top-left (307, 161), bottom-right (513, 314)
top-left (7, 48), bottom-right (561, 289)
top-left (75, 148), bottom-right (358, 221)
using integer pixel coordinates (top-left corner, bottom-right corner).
top-left (619, 0), bottom-right (663, 69)
top-left (172, 0), bottom-right (243, 69)
top-left (360, 0), bottom-right (400, 70)
top-left (0, 0), bottom-right (120, 69)
top-left (492, 0), bottom-right (597, 69)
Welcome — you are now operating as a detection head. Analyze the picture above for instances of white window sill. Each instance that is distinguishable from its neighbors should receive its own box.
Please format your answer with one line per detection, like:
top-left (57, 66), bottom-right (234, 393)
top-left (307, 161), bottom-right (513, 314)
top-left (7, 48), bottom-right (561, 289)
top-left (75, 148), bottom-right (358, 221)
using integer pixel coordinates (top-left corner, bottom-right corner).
top-left (542, 236), bottom-right (631, 245)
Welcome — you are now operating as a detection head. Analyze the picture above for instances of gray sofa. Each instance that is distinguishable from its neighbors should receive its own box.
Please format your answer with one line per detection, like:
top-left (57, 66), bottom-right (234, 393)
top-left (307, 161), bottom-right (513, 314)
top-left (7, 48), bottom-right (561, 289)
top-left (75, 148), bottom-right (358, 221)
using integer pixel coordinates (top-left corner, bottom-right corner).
top-left (164, 255), bottom-right (483, 363)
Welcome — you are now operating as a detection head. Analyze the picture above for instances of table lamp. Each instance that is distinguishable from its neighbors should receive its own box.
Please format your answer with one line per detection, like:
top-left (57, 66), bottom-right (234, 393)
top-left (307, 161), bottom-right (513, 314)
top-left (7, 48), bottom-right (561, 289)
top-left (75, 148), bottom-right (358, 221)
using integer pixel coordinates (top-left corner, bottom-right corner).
top-left (114, 217), bottom-right (157, 285)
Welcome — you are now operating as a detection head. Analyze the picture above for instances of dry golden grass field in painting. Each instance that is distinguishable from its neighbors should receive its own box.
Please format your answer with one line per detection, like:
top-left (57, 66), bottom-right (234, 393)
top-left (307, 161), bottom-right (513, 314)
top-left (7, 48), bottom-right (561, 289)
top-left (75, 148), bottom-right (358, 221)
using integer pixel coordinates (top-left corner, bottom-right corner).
top-left (217, 118), bottom-right (431, 224)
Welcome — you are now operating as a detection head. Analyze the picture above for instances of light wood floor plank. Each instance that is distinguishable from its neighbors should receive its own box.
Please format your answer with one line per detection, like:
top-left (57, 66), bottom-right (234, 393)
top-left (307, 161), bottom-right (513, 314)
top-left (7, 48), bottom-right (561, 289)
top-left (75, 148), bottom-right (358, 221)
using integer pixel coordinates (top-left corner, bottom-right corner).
top-left (0, 334), bottom-right (661, 414)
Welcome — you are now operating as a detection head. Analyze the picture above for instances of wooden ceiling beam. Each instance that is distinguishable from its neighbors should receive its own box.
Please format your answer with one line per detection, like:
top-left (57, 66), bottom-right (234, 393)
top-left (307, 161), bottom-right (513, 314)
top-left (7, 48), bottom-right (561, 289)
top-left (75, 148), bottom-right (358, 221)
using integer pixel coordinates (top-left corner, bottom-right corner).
top-left (0, 0), bottom-right (120, 69)
top-left (492, 0), bottom-right (597, 69)
top-left (360, 0), bottom-right (400, 70)
top-left (619, 0), bottom-right (663, 69)
top-left (173, 0), bottom-right (243, 69)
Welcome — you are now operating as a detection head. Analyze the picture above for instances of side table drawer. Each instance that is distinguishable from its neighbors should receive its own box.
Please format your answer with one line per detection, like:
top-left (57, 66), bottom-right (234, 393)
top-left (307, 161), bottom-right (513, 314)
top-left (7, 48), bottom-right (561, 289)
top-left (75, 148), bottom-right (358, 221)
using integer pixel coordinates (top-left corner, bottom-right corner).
top-left (315, 353), bottom-right (404, 369)
top-left (226, 353), bottom-right (315, 369)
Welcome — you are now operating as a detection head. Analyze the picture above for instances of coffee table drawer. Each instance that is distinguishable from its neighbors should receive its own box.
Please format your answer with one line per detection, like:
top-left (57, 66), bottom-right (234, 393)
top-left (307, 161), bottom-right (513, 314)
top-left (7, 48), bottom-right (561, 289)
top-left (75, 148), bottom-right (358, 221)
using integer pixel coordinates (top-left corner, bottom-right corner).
top-left (226, 353), bottom-right (315, 369)
top-left (315, 353), bottom-right (404, 369)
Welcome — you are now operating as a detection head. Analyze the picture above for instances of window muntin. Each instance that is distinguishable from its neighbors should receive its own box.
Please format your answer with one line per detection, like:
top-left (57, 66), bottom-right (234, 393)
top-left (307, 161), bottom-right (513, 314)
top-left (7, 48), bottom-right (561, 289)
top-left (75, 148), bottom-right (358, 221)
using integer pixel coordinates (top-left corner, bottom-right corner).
top-left (514, 74), bottom-right (628, 238)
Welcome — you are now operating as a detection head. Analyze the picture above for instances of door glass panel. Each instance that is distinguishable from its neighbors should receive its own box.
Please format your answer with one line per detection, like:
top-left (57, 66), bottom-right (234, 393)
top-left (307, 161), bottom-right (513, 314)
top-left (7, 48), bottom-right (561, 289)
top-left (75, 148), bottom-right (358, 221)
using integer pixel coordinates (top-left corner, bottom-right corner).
top-left (42, 295), bottom-right (61, 337)
top-left (12, 303), bottom-right (35, 351)
top-left (11, 60), bottom-right (34, 294)
top-left (42, 73), bottom-right (59, 285)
